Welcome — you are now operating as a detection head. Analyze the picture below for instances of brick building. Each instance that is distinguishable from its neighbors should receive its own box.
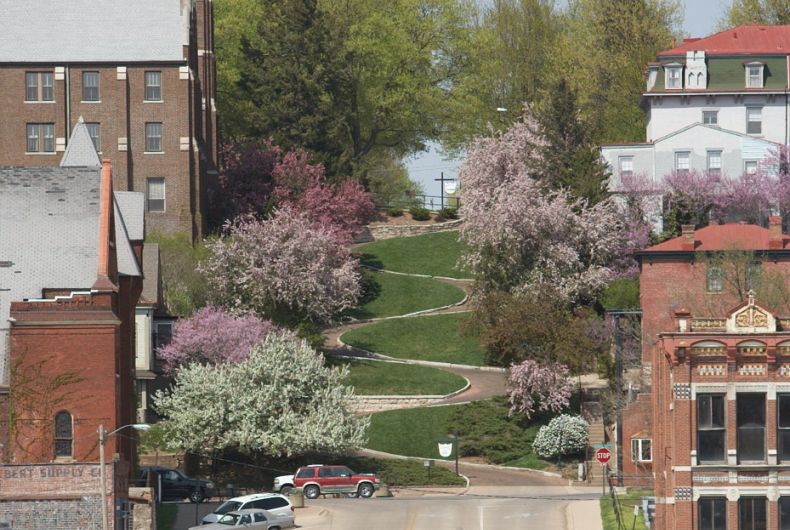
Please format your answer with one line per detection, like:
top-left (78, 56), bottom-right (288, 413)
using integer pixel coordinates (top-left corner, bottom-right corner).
top-left (0, 0), bottom-right (217, 239)
top-left (0, 121), bottom-right (144, 528)
top-left (636, 219), bottom-right (790, 529)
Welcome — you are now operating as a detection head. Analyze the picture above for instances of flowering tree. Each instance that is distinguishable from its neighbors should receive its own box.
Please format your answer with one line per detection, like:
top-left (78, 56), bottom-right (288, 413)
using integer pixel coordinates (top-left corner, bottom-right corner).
top-left (154, 333), bottom-right (369, 455)
top-left (200, 208), bottom-right (361, 325)
top-left (157, 306), bottom-right (280, 375)
top-left (532, 414), bottom-right (589, 459)
top-left (459, 110), bottom-right (624, 304)
top-left (507, 359), bottom-right (574, 419)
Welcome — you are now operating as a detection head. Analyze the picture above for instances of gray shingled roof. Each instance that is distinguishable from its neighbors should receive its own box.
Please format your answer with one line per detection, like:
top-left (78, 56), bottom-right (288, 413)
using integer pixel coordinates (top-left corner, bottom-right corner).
top-left (0, 0), bottom-right (189, 63)
top-left (114, 197), bottom-right (142, 278)
top-left (0, 167), bottom-right (102, 384)
top-left (114, 192), bottom-right (145, 241)
top-left (60, 119), bottom-right (101, 168)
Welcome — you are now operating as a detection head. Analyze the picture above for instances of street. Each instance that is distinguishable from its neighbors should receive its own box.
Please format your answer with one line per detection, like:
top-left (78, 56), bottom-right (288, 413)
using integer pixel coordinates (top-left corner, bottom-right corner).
top-left (172, 486), bottom-right (601, 530)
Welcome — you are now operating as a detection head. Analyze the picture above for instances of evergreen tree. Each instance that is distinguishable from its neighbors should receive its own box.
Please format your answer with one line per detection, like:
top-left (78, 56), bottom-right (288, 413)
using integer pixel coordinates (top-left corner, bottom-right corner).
top-left (534, 78), bottom-right (610, 204)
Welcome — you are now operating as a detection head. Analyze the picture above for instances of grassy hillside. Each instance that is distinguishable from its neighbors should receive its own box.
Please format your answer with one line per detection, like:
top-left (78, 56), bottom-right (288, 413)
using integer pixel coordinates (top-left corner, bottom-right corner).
top-left (357, 230), bottom-right (471, 279)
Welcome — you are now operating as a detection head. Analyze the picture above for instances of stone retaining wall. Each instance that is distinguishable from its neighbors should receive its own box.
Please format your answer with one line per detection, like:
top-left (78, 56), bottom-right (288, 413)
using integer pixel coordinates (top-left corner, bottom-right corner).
top-left (352, 396), bottom-right (451, 414)
top-left (355, 219), bottom-right (463, 243)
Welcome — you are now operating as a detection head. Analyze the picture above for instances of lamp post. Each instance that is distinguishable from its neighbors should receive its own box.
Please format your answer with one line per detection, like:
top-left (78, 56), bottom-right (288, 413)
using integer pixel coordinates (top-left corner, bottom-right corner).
top-left (99, 423), bottom-right (151, 530)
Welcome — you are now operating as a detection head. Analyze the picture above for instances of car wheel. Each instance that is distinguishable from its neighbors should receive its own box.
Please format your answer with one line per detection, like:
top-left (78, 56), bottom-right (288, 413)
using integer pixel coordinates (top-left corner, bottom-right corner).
top-left (304, 485), bottom-right (320, 499)
top-left (270, 527), bottom-right (281, 530)
top-left (188, 489), bottom-right (205, 503)
top-left (280, 485), bottom-right (293, 496)
top-left (358, 483), bottom-right (374, 498)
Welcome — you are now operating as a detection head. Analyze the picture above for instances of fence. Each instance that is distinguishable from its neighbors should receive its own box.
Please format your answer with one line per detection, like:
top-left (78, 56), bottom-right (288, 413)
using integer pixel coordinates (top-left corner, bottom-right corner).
top-left (606, 474), bottom-right (655, 530)
top-left (375, 194), bottom-right (461, 212)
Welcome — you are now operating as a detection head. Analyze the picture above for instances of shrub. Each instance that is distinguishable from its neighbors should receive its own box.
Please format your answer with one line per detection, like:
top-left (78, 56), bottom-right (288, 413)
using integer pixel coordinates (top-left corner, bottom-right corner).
top-left (436, 207), bottom-right (458, 221)
top-left (386, 207), bottom-right (404, 217)
top-left (532, 414), bottom-right (589, 459)
top-left (409, 206), bottom-right (431, 221)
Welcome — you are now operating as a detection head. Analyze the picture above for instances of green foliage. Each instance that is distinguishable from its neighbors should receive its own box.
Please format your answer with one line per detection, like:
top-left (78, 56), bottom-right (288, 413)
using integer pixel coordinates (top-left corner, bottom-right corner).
top-left (146, 232), bottom-right (210, 318)
top-left (600, 490), bottom-right (652, 530)
top-left (534, 78), bottom-right (610, 204)
top-left (386, 208), bottom-right (404, 217)
top-left (436, 207), bottom-right (458, 221)
top-left (349, 270), bottom-right (465, 320)
top-left (531, 414), bottom-right (589, 459)
top-left (409, 206), bottom-right (431, 221)
top-left (601, 278), bottom-right (640, 310)
top-left (137, 423), bottom-right (172, 454)
top-left (357, 230), bottom-right (471, 279)
top-left (722, 0), bottom-right (790, 26)
top-left (366, 404), bottom-right (460, 459)
top-left (362, 457), bottom-right (465, 486)
top-left (327, 358), bottom-right (467, 395)
top-left (342, 313), bottom-right (487, 366)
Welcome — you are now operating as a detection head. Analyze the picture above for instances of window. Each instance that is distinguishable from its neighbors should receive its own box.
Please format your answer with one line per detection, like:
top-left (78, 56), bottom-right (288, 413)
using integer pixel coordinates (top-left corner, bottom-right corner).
top-left (707, 265), bottom-right (723, 292)
top-left (145, 122), bottom-right (162, 152)
top-left (252, 497), bottom-right (289, 510)
top-left (54, 411), bottom-right (72, 457)
top-left (746, 63), bottom-right (764, 89)
top-left (155, 322), bottom-right (173, 349)
top-left (26, 123), bottom-right (55, 153)
top-left (82, 71), bottom-right (99, 101)
top-left (666, 66), bottom-right (682, 89)
top-left (25, 72), bottom-right (53, 101)
top-left (703, 111), bottom-right (718, 125)
top-left (253, 513), bottom-right (266, 523)
top-left (697, 394), bottom-right (725, 463)
top-left (619, 157), bottom-right (634, 179)
top-left (295, 468), bottom-right (315, 479)
top-left (779, 395), bottom-right (790, 462)
top-left (318, 467), bottom-right (333, 477)
top-left (630, 438), bottom-right (651, 462)
top-left (738, 393), bottom-right (765, 462)
top-left (698, 497), bottom-right (727, 530)
top-left (739, 497), bottom-right (766, 530)
top-left (780, 497), bottom-right (790, 530)
top-left (147, 178), bottom-right (165, 212)
top-left (145, 71), bottom-right (161, 101)
top-left (707, 151), bottom-right (722, 176)
top-left (745, 160), bottom-right (759, 175)
top-left (86, 122), bottom-right (100, 152)
top-left (747, 107), bottom-right (762, 134)
top-left (745, 262), bottom-right (761, 291)
top-left (675, 151), bottom-right (690, 174)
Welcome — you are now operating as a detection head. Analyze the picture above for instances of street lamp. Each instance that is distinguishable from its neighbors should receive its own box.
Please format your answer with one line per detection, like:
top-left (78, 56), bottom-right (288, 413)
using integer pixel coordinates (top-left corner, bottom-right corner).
top-left (99, 423), bottom-right (151, 530)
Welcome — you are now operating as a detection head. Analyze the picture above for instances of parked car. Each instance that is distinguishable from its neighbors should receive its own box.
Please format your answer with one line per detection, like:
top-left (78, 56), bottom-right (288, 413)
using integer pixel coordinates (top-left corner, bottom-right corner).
top-left (189, 508), bottom-right (294, 530)
top-left (272, 474), bottom-right (294, 495)
top-left (202, 493), bottom-right (293, 525)
top-left (135, 466), bottom-right (215, 503)
top-left (292, 464), bottom-right (380, 499)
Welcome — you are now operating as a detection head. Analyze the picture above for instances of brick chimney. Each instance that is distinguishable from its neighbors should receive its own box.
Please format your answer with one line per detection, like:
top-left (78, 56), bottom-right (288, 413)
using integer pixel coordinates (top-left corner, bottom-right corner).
top-left (681, 224), bottom-right (695, 251)
top-left (769, 215), bottom-right (783, 249)
top-left (92, 158), bottom-right (118, 292)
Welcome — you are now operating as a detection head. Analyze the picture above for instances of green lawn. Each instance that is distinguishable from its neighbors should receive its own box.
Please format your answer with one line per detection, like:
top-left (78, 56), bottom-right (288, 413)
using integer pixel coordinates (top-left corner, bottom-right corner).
top-left (331, 358), bottom-right (468, 395)
top-left (600, 490), bottom-right (652, 530)
top-left (341, 313), bottom-right (486, 366)
top-left (357, 231), bottom-right (471, 279)
top-left (351, 269), bottom-right (465, 320)
top-left (367, 404), bottom-right (462, 459)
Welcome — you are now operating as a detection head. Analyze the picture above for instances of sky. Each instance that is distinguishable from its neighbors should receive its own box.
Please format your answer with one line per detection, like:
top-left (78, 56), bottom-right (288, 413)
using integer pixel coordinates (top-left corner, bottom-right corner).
top-left (406, 0), bottom-right (734, 203)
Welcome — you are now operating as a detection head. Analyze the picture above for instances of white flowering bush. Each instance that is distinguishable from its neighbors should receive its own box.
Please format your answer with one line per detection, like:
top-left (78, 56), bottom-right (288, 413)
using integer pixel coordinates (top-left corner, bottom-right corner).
top-left (532, 414), bottom-right (589, 459)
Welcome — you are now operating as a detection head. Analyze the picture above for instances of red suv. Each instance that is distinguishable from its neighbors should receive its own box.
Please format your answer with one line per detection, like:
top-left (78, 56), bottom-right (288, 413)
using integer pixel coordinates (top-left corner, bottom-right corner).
top-left (293, 465), bottom-right (379, 499)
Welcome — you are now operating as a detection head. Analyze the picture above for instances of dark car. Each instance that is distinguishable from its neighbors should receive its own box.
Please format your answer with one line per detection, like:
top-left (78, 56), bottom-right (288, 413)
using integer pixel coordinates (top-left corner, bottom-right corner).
top-left (136, 466), bottom-right (216, 503)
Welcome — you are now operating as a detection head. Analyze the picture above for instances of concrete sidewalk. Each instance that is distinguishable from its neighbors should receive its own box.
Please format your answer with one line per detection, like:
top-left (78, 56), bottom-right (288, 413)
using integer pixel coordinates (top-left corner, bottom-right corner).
top-left (566, 499), bottom-right (604, 530)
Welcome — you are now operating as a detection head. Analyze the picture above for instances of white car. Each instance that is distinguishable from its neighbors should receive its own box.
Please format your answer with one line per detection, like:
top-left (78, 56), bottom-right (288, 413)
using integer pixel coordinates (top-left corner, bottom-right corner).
top-left (273, 474), bottom-right (295, 495)
top-left (202, 493), bottom-right (293, 525)
top-left (190, 508), bottom-right (294, 530)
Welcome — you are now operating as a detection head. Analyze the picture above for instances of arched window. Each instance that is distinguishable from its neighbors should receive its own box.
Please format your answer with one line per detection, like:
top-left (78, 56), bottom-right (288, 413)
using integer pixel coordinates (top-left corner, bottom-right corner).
top-left (54, 411), bottom-right (72, 457)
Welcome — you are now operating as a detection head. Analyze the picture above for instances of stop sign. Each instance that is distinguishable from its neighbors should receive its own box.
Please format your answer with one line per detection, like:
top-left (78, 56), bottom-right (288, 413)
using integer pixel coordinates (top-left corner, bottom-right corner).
top-left (595, 447), bottom-right (612, 465)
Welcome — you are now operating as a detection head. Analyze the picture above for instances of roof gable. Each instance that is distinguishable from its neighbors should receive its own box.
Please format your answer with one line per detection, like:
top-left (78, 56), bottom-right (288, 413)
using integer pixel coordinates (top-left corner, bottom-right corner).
top-left (653, 122), bottom-right (781, 146)
top-left (60, 118), bottom-right (100, 168)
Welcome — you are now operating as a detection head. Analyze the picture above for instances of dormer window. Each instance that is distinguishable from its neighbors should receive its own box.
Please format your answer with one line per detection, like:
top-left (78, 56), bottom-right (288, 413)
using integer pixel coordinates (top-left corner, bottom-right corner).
top-left (746, 62), bottom-right (764, 88)
top-left (666, 64), bottom-right (683, 89)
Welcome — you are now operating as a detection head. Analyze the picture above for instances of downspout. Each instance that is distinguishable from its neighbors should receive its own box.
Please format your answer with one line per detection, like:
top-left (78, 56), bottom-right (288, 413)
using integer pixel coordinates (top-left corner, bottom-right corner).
top-left (64, 66), bottom-right (71, 141)
top-left (688, 342), bottom-right (694, 530)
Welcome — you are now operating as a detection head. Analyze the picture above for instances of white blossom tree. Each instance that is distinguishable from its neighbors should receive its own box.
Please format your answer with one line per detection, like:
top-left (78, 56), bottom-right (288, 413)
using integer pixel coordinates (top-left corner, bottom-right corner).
top-left (153, 333), bottom-right (369, 456)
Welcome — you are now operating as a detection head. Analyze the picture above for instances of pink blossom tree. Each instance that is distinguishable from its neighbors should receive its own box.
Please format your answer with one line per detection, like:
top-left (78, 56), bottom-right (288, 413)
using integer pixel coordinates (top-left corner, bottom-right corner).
top-left (458, 110), bottom-right (625, 304)
top-left (507, 359), bottom-right (574, 419)
top-left (200, 208), bottom-right (361, 325)
top-left (157, 306), bottom-right (281, 375)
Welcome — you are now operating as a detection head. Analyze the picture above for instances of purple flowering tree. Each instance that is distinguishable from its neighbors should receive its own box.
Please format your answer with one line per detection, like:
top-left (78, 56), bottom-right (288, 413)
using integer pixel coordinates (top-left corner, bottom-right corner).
top-left (200, 208), bottom-right (361, 325)
top-left (157, 306), bottom-right (280, 375)
top-left (507, 359), bottom-right (574, 419)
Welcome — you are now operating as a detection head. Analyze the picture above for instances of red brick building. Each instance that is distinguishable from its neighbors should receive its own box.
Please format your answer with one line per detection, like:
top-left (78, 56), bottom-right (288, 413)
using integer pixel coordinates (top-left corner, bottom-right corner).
top-left (0, 0), bottom-right (217, 239)
top-left (0, 128), bottom-right (144, 527)
top-left (635, 219), bottom-right (790, 529)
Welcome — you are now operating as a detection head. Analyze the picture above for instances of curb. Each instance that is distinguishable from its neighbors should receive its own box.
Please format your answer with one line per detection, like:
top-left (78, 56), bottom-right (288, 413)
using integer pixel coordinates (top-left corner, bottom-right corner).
top-left (340, 296), bottom-right (470, 325)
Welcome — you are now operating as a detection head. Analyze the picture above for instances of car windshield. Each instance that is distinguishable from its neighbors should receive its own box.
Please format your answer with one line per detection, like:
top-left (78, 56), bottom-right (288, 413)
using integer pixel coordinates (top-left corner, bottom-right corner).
top-left (217, 514), bottom-right (239, 525)
top-left (215, 501), bottom-right (243, 515)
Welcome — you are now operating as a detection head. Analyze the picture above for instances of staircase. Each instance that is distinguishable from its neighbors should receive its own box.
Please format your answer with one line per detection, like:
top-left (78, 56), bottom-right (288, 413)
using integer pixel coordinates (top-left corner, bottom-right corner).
top-left (582, 399), bottom-right (608, 481)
